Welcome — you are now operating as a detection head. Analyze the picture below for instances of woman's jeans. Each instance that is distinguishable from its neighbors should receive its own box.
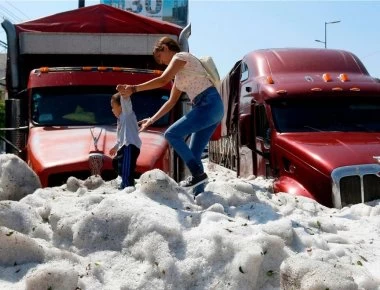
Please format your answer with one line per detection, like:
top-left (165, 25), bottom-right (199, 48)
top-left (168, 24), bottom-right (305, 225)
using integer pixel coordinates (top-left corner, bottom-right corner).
top-left (164, 87), bottom-right (224, 193)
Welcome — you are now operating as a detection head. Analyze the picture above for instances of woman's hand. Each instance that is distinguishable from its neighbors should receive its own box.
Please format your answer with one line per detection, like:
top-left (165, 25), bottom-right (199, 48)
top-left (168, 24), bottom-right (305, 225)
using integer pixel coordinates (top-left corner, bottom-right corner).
top-left (116, 84), bottom-right (134, 99)
top-left (109, 146), bottom-right (117, 156)
top-left (138, 118), bottom-right (153, 132)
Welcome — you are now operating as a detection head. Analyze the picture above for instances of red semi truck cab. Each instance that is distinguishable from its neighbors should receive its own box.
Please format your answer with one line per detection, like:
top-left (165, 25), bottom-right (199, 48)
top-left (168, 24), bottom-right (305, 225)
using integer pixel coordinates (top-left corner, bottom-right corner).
top-left (26, 67), bottom-right (175, 187)
top-left (211, 48), bottom-right (380, 208)
top-left (2, 4), bottom-right (191, 187)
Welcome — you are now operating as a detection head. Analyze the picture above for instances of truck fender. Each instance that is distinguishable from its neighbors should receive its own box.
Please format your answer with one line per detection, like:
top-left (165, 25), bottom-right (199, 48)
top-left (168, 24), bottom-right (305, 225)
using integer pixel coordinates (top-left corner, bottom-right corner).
top-left (273, 176), bottom-right (315, 201)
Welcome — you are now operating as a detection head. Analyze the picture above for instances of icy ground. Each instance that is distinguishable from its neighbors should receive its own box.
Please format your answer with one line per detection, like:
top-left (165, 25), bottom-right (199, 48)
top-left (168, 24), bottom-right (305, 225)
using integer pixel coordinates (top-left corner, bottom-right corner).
top-left (0, 153), bottom-right (379, 290)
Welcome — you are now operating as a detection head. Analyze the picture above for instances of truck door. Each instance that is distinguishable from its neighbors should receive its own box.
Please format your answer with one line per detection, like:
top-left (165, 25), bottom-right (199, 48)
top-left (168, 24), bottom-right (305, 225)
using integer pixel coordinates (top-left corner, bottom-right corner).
top-left (238, 61), bottom-right (255, 177)
top-left (237, 62), bottom-right (271, 178)
top-left (253, 104), bottom-right (271, 177)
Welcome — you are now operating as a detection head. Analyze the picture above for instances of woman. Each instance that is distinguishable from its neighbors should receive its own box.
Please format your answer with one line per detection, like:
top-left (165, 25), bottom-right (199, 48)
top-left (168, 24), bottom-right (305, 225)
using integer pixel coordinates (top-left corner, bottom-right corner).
top-left (116, 36), bottom-right (224, 194)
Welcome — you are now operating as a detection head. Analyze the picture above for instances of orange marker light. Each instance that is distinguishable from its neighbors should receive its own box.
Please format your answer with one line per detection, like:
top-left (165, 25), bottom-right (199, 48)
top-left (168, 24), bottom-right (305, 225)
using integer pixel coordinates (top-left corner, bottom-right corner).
top-left (332, 87), bottom-right (343, 91)
top-left (112, 67), bottom-right (122, 72)
top-left (82, 67), bottom-right (93, 71)
top-left (267, 76), bottom-right (274, 84)
top-left (311, 88), bottom-right (322, 91)
top-left (39, 67), bottom-right (49, 73)
top-left (322, 73), bottom-right (332, 82)
top-left (339, 73), bottom-right (349, 82)
top-left (98, 66), bottom-right (107, 71)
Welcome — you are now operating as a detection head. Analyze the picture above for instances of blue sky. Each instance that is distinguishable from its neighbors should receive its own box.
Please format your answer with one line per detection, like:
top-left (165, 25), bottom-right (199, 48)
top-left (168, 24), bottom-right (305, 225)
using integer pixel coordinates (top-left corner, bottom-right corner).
top-left (1, 0), bottom-right (380, 78)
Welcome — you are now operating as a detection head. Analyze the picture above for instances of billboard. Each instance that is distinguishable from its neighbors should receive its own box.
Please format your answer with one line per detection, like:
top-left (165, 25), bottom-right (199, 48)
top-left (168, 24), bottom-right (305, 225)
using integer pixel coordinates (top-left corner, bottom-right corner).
top-left (101, 0), bottom-right (188, 27)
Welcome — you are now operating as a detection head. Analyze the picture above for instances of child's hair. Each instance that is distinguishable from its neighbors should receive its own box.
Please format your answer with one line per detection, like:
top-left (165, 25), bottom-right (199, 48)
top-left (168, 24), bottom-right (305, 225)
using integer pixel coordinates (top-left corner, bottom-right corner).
top-left (111, 92), bottom-right (121, 106)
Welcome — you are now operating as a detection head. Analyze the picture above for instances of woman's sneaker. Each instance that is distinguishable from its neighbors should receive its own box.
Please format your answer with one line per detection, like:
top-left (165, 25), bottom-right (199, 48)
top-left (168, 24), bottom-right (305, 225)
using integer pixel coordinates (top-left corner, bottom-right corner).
top-left (179, 172), bottom-right (208, 189)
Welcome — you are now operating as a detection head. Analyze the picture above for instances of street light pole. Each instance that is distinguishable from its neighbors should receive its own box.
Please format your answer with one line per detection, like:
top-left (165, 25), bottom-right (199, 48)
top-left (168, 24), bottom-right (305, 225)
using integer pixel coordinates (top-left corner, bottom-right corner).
top-left (315, 20), bottom-right (341, 48)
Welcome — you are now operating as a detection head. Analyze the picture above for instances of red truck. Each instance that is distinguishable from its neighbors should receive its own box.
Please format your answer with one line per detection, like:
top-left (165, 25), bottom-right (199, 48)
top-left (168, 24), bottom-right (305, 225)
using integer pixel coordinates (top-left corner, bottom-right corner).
top-left (1, 4), bottom-right (191, 187)
top-left (210, 48), bottom-right (380, 208)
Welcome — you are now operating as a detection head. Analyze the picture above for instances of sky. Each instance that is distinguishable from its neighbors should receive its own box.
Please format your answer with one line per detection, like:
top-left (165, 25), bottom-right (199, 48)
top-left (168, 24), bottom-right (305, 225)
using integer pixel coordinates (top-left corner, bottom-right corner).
top-left (1, 153), bottom-right (380, 289)
top-left (0, 0), bottom-right (380, 79)
top-left (1, 3), bottom-right (380, 289)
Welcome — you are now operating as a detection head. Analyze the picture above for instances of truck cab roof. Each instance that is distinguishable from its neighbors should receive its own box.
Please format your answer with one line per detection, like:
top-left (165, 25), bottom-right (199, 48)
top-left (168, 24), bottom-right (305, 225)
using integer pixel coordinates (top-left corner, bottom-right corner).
top-left (239, 48), bottom-right (380, 102)
top-left (244, 48), bottom-right (369, 76)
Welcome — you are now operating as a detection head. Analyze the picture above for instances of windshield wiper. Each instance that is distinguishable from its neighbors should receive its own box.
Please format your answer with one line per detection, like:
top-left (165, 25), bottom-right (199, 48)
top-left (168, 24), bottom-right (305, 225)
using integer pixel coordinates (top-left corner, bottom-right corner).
top-left (354, 123), bottom-right (375, 133)
top-left (304, 125), bottom-right (324, 132)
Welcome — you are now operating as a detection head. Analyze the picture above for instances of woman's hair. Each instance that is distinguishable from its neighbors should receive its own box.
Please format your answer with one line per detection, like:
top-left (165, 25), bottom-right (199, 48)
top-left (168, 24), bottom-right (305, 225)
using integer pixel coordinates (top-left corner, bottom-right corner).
top-left (111, 92), bottom-right (121, 106)
top-left (153, 37), bottom-right (181, 54)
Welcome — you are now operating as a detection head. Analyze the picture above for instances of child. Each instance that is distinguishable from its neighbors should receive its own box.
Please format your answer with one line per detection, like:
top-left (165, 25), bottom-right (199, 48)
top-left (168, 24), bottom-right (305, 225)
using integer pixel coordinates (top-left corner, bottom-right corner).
top-left (109, 92), bottom-right (142, 189)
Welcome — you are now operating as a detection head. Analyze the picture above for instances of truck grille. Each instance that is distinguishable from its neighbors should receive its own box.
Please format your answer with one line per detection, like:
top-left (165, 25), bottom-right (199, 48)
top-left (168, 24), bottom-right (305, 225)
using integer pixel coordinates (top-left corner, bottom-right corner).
top-left (331, 164), bottom-right (380, 208)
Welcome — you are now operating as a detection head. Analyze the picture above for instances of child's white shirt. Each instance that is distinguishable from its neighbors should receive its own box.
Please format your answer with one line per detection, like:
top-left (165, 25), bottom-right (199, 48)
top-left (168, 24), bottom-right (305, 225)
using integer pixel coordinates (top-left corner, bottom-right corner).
top-left (115, 97), bottom-right (141, 150)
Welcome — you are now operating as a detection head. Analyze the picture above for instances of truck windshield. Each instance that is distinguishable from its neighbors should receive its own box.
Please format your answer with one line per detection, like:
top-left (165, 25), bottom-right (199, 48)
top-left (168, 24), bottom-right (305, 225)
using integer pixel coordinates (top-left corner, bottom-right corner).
top-left (31, 87), bottom-right (170, 127)
top-left (271, 98), bottom-right (380, 133)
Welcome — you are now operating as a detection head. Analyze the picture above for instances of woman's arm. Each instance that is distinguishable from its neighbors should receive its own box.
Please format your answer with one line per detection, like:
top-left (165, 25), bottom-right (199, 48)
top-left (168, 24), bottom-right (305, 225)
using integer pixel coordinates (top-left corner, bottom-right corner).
top-left (117, 57), bottom-right (186, 98)
top-left (139, 85), bottom-right (182, 132)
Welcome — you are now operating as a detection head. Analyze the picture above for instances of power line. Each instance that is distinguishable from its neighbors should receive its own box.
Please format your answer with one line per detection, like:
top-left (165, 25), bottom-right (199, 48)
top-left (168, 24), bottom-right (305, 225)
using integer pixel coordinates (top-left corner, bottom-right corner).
top-left (0, 27), bottom-right (7, 52)
top-left (361, 50), bottom-right (380, 59)
top-left (0, 40), bottom-right (7, 49)
top-left (0, 3), bottom-right (24, 23)
top-left (5, 1), bottom-right (30, 21)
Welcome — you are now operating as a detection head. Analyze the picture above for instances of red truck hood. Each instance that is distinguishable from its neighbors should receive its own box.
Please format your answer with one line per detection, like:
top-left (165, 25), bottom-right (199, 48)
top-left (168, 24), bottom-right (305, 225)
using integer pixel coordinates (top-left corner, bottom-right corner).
top-left (28, 126), bottom-right (115, 167)
top-left (276, 132), bottom-right (380, 175)
top-left (27, 126), bottom-right (169, 185)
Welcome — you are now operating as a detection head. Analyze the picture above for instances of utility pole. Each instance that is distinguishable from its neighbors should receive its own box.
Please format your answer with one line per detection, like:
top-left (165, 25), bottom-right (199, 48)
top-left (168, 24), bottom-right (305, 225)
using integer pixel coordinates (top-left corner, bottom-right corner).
top-left (315, 20), bottom-right (341, 48)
